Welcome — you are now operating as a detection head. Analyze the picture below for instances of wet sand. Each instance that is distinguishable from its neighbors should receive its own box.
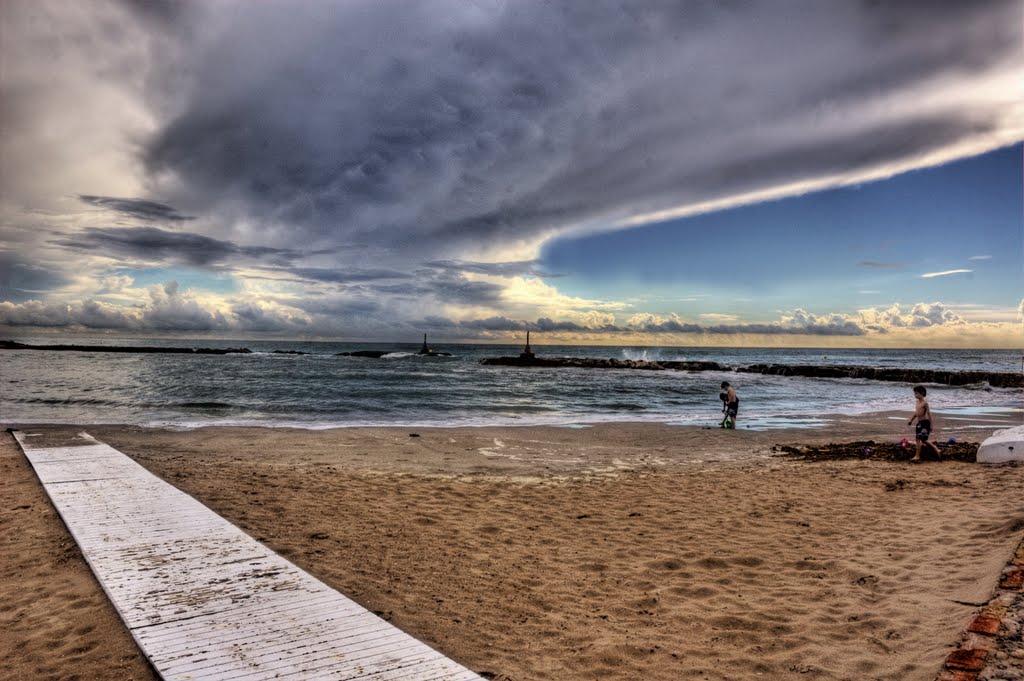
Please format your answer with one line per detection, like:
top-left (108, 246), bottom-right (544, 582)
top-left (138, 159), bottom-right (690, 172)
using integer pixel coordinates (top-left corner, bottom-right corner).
top-left (3, 411), bottom-right (1022, 680)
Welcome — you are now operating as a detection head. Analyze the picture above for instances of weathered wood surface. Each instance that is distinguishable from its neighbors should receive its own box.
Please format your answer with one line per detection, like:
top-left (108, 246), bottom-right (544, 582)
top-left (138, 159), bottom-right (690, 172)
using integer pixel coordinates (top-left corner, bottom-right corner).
top-left (13, 430), bottom-right (482, 681)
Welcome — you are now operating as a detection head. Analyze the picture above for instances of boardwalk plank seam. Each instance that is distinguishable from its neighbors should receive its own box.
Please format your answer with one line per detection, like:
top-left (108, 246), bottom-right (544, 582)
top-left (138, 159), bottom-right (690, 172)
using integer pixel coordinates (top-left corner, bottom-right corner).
top-left (13, 431), bottom-right (482, 681)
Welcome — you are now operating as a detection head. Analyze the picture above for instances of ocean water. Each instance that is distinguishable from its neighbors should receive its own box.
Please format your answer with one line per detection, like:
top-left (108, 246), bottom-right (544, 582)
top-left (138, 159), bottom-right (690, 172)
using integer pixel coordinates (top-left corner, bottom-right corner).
top-left (1, 338), bottom-right (1020, 430)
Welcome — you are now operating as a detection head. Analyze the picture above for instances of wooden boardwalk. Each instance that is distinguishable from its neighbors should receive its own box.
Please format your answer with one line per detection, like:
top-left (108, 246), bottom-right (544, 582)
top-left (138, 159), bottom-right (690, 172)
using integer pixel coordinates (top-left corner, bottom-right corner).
top-left (13, 430), bottom-right (482, 681)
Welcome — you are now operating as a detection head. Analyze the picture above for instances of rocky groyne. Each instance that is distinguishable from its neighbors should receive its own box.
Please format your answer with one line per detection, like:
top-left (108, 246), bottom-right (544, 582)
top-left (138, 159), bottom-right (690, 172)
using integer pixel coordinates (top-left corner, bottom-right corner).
top-left (736, 364), bottom-right (1022, 388)
top-left (1, 340), bottom-right (251, 355)
top-left (336, 350), bottom-right (452, 358)
top-left (480, 355), bottom-right (1022, 388)
top-left (480, 356), bottom-right (726, 371)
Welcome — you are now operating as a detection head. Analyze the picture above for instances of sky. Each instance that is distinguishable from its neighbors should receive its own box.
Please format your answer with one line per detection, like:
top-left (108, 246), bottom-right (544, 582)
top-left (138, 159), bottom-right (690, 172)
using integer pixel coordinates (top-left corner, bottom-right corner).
top-left (1, 0), bottom-right (1021, 347)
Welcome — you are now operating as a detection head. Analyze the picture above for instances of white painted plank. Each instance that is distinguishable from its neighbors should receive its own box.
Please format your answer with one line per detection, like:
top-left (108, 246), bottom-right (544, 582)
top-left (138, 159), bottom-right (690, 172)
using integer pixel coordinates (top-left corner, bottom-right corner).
top-left (13, 430), bottom-right (483, 681)
top-left (158, 628), bottom-right (412, 678)
top-left (146, 616), bottom-right (392, 667)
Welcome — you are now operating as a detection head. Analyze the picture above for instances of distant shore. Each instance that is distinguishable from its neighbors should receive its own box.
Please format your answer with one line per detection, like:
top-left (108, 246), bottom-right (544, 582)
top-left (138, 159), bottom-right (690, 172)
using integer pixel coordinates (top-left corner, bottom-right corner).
top-left (5, 411), bottom-right (1023, 680)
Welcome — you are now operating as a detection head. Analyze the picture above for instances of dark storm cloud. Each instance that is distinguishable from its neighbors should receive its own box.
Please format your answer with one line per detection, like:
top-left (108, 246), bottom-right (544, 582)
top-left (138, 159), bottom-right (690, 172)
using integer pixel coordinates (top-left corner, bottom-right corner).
top-left (117, 0), bottom-right (184, 27)
top-left (285, 267), bottom-right (412, 284)
top-left (52, 227), bottom-right (299, 267)
top-left (79, 195), bottom-right (195, 222)
top-left (457, 316), bottom-right (526, 332)
top-left (134, 0), bottom-right (1021, 256)
top-left (269, 267), bottom-right (505, 308)
top-left (0, 251), bottom-right (71, 303)
top-left (373, 275), bottom-right (506, 308)
top-left (2, 0), bottom-right (1021, 338)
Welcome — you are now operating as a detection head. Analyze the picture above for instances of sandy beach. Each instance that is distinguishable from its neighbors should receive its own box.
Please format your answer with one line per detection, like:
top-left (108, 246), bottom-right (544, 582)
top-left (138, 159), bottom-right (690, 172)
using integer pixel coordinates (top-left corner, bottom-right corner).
top-left (3, 411), bottom-right (1022, 681)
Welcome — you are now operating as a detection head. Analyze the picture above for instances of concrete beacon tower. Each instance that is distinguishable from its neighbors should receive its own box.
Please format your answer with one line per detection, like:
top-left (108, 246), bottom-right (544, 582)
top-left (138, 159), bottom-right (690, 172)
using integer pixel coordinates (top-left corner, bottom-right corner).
top-left (519, 331), bottom-right (535, 359)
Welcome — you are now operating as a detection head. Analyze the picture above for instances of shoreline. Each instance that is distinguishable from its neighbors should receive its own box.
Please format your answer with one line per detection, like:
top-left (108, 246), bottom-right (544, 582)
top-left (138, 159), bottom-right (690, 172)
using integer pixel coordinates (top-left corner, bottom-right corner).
top-left (5, 402), bottom-right (1021, 436)
top-left (4, 413), bottom-right (1023, 680)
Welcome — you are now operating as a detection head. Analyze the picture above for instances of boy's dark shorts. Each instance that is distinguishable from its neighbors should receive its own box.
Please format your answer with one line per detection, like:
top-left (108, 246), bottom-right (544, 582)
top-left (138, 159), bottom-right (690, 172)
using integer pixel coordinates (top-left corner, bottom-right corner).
top-left (915, 419), bottom-right (932, 442)
top-left (726, 401), bottom-right (738, 418)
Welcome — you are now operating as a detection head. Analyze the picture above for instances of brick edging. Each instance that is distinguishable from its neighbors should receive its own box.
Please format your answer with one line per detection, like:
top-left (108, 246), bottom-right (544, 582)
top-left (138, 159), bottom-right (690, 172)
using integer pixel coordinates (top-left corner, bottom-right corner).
top-left (935, 540), bottom-right (1024, 680)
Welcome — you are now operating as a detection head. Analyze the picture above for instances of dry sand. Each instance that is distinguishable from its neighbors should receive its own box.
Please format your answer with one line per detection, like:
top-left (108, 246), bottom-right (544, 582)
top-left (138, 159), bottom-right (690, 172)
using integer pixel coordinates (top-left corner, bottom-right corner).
top-left (2, 411), bottom-right (1022, 681)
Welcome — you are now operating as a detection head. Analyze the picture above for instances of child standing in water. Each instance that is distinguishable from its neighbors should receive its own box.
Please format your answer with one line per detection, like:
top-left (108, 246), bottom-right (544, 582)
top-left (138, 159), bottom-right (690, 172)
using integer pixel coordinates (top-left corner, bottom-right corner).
top-left (720, 381), bottom-right (738, 429)
top-left (908, 385), bottom-right (941, 462)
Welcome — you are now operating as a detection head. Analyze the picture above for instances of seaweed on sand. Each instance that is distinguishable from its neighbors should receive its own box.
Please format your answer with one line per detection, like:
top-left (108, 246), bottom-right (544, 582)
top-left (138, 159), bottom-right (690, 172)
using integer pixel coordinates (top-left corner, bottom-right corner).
top-left (772, 440), bottom-right (978, 463)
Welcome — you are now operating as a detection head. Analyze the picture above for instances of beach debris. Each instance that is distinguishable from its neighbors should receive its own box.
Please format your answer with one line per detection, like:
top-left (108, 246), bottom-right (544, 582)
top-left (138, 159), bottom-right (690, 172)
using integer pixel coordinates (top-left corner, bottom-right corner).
top-left (773, 440), bottom-right (978, 462)
top-left (409, 433), bottom-right (420, 437)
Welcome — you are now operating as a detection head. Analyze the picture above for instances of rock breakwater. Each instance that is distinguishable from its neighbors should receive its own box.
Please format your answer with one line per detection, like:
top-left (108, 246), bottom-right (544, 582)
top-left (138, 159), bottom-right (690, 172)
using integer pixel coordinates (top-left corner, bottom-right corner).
top-left (737, 364), bottom-right (1022, 388)
top-left (480, 355), bottom-right (1022, 387)
top-left (480, 356), bottom-right (725, 371)
top-left (1, 340), bottom-right (251, 355)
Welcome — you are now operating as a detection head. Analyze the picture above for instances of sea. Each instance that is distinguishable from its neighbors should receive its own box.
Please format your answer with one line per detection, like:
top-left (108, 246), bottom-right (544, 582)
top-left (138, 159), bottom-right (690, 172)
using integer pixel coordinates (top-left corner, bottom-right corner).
top-left (1, 337), bottom-right (1020, 431)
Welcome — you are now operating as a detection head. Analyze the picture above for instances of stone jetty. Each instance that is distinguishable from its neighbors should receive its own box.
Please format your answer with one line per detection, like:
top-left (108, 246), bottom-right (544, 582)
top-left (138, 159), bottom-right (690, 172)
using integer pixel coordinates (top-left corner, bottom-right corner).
top-left (1, 340), bottom-right (251, 355)
top-left (736, 364), bottom-right (1023, 388)
top-left (480, 356), bottom-right (726, 371)
top-left (480, 354), bottom-right (1022, 388)
top-left (336, 350), bottom-right (392, 358)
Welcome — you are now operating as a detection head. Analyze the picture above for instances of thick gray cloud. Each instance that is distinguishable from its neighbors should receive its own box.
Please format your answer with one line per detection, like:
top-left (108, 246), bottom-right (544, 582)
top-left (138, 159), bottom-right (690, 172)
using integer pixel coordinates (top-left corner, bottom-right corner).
top-left (1, 0), bottom-right (1021, 337)
top-left (284, 267), bottom-right (412, 284)
top-left (0, 251), bottom-right (71, 303)
top-left (128, 0), bottom-right (1020, 257)
top-left (79, 195), bottom-right (194, 222)
top-left (373, 275), bottom-right (505, 308)
top-left (51, 226), bottom-right (300, 267)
